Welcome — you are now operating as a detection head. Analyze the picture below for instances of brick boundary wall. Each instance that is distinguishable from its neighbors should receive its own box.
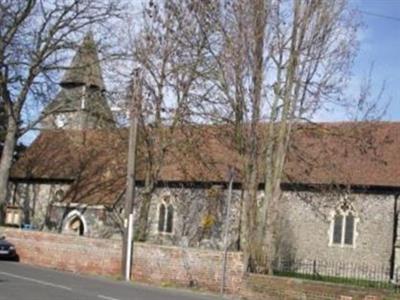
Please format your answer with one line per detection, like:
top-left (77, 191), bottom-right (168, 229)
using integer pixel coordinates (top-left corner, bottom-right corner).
top-left (241, 274), bottom-right (399, 300)
top-left (0, 227), bottom-right (244, 293)
top-left (2, 228), bottom-right (398, 299)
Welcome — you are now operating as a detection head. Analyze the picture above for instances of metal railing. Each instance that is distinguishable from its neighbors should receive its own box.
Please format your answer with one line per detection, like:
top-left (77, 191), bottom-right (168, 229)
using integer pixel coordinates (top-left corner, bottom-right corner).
top-left (272, 258), bottom-right (400, 291)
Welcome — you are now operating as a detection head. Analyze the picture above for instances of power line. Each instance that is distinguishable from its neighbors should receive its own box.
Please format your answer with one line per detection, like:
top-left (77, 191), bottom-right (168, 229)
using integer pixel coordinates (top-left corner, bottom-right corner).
top-left (360, 10), bottom-right (400, 22)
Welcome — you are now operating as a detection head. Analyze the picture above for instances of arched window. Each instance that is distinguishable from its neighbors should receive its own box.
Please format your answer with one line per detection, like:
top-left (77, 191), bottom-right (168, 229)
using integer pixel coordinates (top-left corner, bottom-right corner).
top-left (166, 205), bottom-right (174, 233)
top-left (68, 215), bottom-right (85, 236)
top-left (158, 196), bottom-right (174, 234)
top-left (63, 210), bottom-right (87, 236)
top-left (158, 203), bottom-right (166, 232)
top-left (330, 201), bottom-right (357, 247)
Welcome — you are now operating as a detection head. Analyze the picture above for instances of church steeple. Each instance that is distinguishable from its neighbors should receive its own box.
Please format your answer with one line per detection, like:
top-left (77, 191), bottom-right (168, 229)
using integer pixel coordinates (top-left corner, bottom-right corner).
top-left (42, 32), bottom-right (115, 130)
top-left (61, 32), bottom-right (105, 91)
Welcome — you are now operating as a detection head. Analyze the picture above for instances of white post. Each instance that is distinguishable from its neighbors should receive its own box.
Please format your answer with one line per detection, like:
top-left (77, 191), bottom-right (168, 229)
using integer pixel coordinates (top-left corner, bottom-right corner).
top-left (221, 169), bottom-right (234, 294)
top-left (125, 213), bottom-right (134, 281)
top-left (122, 69), bottom-right (141, 280)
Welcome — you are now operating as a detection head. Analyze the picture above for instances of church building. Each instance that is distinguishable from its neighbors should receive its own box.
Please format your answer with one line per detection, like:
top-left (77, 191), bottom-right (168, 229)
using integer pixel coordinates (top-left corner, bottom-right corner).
top-left (7, 34), bottom-right (400, 282)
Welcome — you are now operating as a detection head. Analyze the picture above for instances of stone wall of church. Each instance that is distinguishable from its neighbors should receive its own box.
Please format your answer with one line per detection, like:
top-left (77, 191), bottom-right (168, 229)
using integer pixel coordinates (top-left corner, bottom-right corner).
top-left (394, 195), bottom-right (400, 278)
top-left (8, 182), bottom-right (123, 238)
top-left (277, 190), bottom-right (397, 276)
top-left (8, 182), bottom-right (243, 250)
top-left (137, 185), bottom-right (243, 251)
top-left (8, 181), bottom-right (400, 270)
top-left (47, 204), bottom-right (123, 239)
top-left (47, 184), bottom-right (244, 249)
top-left (9, 182), bottom-right (70, 229)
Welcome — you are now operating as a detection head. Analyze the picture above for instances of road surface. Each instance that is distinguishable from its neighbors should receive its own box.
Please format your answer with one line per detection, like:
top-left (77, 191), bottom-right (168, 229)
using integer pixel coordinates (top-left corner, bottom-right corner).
top-left (0, 261), bottom-right (225, 300)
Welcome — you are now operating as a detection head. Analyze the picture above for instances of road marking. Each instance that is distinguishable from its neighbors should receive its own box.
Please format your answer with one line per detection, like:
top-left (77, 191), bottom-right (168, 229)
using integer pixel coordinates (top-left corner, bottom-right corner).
top-left (0, 271), bottom-right (72, 291)
top-left (98, 295), bottom-right (121, 300)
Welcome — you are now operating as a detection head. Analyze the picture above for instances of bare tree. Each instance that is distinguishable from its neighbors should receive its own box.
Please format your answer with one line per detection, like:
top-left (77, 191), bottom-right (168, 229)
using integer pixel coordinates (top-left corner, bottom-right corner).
top-left (129, 0), bottom-right (218, 240)
top-left (127, 0), bottom-right (360, 272)
top-left (0, 0), bottom-right (121, 220)
top-left (257, 0), bottom-right (358, 273)
top-left (181, 0), bottom-right (360, 273)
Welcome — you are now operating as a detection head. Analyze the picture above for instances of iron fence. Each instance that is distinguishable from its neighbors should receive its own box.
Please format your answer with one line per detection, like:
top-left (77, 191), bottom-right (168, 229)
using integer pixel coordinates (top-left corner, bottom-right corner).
top-left (272, 258), bottom-right (400, 291)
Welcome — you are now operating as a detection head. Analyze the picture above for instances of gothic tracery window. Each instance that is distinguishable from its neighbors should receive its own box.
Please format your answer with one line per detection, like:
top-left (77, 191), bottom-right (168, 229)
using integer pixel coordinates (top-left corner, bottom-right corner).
top-left (158, 195), bottom-right (174, 234)
top-left (331, 201), bottom-right (357, 247)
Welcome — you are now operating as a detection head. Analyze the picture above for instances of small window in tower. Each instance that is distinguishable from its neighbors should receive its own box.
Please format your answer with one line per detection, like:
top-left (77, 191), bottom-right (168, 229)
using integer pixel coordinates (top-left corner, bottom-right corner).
top-left (55, 114), bottom-right (68, 128)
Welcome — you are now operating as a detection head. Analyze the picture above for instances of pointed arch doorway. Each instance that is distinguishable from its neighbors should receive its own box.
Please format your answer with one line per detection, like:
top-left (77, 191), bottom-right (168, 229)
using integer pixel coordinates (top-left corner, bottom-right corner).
top-left (63, 210), bottom-right (87, 236)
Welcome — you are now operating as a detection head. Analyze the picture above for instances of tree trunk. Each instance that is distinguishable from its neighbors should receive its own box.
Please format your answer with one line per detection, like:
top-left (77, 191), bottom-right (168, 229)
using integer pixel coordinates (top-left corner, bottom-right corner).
top-left (242, 0), bottom-right (267, 273)
top-left (135, 188), bottom-right (153, 241)
top-left (0, 116), bottom-right (17, 223)
top-left (262, 179), bottom-right (281, 274)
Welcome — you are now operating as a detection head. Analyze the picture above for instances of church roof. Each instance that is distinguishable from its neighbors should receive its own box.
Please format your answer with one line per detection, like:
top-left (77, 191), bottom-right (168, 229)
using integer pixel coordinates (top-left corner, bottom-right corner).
top-left (44, 86), bottom-right (114, 123)
top-left (11, 122), bottom-right (400, 206)
top-left (42, 33), bottom-right (114, 125)
top-left (61, 32), bottom-right (105, 90)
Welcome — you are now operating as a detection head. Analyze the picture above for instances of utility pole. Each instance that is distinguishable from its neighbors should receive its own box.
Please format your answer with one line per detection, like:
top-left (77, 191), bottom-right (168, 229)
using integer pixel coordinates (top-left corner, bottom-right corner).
top-left (220, 167), bottom-right (235, 295)
top-left (121, 68), bottom-right (141, 281)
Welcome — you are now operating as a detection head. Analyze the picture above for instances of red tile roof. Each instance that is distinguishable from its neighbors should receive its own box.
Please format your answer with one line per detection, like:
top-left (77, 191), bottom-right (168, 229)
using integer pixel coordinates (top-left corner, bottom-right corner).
top-left (11, 122), bottom-right (400, 205)
top-left (285, 122), bottom-right (400, 188)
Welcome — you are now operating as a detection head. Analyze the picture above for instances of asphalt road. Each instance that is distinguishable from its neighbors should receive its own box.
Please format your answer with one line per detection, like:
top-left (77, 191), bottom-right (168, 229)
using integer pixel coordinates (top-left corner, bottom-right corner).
top-left (0, 261), bottom-right (225, 300)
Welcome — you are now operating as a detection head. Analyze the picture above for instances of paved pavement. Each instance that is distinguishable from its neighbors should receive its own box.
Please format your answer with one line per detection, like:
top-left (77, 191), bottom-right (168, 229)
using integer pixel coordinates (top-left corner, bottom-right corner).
top-left (0, 261), bottom-right (225, 300)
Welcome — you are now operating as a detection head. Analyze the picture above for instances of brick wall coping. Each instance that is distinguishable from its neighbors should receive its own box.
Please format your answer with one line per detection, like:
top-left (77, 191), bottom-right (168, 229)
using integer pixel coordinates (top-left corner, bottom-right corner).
top-left (0, 227), bottom-right (242, 257)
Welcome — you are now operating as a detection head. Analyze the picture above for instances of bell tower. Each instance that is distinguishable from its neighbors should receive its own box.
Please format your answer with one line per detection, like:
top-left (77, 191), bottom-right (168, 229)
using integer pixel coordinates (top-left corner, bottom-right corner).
top-left (41, 33), bottom-right (115, 129)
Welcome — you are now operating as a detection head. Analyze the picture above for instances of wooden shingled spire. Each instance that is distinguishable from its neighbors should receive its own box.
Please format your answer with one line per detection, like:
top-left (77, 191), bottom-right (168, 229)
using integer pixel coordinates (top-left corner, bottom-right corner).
top-left (42, 32), bottom-right (115, 129)
top-left (61, 32), bottom-right (105, 91)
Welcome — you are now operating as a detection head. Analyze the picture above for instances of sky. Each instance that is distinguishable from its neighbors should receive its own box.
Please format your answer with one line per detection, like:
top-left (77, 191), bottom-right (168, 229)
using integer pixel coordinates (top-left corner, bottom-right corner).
top-left (350, 0), bottom-right (400, 121)
top-left (122, 0), bottom-right (400, 122)
top-left (19, 0), bottom-right (400, 144)
top-left (79, 0), bottom-right (400, 123)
